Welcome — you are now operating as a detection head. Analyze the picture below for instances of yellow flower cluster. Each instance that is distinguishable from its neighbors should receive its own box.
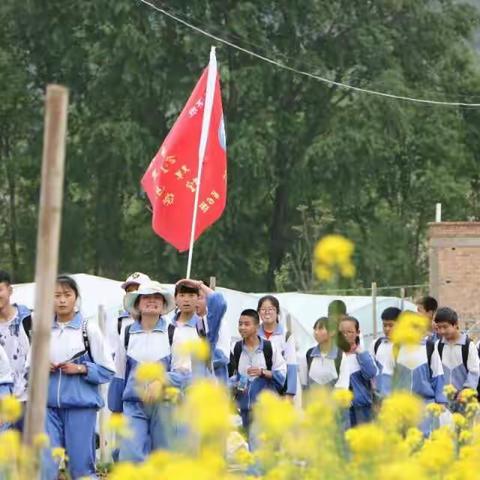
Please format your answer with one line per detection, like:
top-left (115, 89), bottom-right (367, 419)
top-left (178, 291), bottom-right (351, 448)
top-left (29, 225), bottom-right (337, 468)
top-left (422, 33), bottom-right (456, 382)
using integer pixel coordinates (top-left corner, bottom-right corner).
top-left (0, 395), bottom-right (22, 423)
top-left (178, 338), bottom-right (210, 362)
top-left (390, 311), bottom-right (428, 346)
top-left (314, 234), bottom-right (355, 281)
top-left (102, 381), bottom-right (480, 480)
top-left (107, 413), bottom-right (132, 439)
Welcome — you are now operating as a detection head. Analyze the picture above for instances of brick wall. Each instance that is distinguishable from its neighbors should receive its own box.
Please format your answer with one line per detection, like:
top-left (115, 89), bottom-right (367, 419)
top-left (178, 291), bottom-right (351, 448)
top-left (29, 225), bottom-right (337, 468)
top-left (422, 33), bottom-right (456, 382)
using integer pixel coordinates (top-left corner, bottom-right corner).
top-left (428, 222), bottom-right (480, 329)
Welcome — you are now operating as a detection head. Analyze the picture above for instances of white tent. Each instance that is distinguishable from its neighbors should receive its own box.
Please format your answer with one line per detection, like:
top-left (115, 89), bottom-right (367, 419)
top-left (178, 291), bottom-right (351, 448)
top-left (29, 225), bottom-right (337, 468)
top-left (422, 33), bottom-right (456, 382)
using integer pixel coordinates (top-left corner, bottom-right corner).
top-left (12, 274), bottom-right (416, 354)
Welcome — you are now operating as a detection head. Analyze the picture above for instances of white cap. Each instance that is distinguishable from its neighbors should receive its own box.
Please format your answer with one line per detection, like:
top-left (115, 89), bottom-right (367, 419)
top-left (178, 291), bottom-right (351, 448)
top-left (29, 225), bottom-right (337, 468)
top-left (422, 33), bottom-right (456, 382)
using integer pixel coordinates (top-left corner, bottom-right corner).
top-left (121, 272), bottom-right (151, 291)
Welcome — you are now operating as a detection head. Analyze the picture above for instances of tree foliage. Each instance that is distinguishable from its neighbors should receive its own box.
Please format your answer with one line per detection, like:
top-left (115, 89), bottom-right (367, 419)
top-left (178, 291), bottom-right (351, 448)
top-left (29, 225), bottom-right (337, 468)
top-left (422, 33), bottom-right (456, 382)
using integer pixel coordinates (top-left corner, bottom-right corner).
top-left (1, 0), bottom-right (479, 292)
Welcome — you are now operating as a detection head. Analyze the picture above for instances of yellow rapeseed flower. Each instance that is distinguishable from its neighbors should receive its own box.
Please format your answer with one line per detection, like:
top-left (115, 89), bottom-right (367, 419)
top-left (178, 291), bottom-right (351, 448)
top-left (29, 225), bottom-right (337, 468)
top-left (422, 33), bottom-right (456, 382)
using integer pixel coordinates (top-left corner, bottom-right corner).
top-left (315, 264), bottom-right (333, 282)
top-left (465, 401), bottom-right (479, 418)
top-left (164, 386), bottom-right (181, 403)
top-left (403, 427), bottom-right (424, 452)
top-left (33, 432), bottom-right (50, 449)
top-left (443, 384), bottom-right (457, 400)
top-left (345, 424), bottom-right (386, 461)
top-left (390, 312), bottom-right (428, 346)
top-left (178, 338), bottom-right (210, 362)
top-left (314, 234), bottom-right (354, 267)
top-left (426, 402), bottom-right (444, 417)
top-left (135, 362), bottom-right (166, 384)
top-left (459, 430), bottom-right (472, 443)
top-left (377, 462), bottom-right (427, 480)
top-left (180, 380), bottom-right (231, 441)
top-left (0, 395), bottom-right (22, 423)
top-left (332, 388), bottom-right (353, 408)
top-left (379, 391), bottom-right (423, 431)
top-left (107, 413), bottom-right (132, 438)
top-left (51, 447), bottom-right (66, 462)
top-left (417, 427), bottom-right (454, 472)
top-left (452, 413), bottom-right (467, 429)
top-left (254, 391), bottom-right (298, 439)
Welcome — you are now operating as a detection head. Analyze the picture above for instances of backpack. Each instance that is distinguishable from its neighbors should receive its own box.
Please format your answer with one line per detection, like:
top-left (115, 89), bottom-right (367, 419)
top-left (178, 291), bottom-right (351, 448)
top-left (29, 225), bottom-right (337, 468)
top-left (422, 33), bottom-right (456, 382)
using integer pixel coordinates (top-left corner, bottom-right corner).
top-left (228, 340), bottom-right (273, 378)
top-left (373, 338), bottom-right (436, 378)
top-left (68, 320), bottom-right (92, 361)
top-left (306, 347), bottom-right (343, 378)
top-left (437, 338), bottom-right (470, 370)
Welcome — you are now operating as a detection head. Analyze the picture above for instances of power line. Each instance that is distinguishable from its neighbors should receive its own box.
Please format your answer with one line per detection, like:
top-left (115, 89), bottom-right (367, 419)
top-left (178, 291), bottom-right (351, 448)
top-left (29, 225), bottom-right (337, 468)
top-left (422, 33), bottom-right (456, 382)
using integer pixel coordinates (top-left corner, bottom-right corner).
top-left (138, 0), bottom-right (480, 108)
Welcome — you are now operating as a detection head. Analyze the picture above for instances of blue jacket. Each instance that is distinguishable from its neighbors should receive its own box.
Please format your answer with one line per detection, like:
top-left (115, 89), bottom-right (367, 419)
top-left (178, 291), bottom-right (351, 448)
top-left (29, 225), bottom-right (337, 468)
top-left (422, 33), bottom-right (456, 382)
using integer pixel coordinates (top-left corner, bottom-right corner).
top-left (47, 313), bottom-right (115, 409)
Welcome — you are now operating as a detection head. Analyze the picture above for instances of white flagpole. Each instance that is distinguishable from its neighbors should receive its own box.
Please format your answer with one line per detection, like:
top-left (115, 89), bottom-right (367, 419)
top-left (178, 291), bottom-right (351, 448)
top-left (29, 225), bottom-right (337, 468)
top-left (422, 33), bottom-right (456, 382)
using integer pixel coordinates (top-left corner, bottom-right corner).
top-left (186, 46), bottom-right (217, 279)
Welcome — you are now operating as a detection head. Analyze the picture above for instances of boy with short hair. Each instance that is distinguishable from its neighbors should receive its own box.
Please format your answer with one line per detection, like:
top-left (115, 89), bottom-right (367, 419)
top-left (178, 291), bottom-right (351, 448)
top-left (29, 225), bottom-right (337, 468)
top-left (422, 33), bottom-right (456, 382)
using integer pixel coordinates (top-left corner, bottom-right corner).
top-left (371, 307), bottom-right (400, 398)
top-left (229, 309), bottom-right (286, 432)
top-left (0, 270), bottom-right (31, 430)
top-left (417, 295), bottom-right (439, 341)
top-left (434, 307), bottom-right (479, 406)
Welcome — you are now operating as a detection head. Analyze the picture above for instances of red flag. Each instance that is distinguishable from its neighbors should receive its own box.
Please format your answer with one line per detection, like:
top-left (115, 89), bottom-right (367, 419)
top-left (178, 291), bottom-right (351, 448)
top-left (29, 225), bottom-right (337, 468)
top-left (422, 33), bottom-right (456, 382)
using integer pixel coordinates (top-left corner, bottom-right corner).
top-left (141, 53), bottom-right (227, 252)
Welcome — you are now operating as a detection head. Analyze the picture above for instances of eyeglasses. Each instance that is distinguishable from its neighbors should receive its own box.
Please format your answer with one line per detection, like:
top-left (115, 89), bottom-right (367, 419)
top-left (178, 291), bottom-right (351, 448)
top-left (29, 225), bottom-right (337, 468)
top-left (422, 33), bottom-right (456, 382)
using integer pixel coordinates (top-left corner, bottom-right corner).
top-left (259, 308), bottom-right (276, 314)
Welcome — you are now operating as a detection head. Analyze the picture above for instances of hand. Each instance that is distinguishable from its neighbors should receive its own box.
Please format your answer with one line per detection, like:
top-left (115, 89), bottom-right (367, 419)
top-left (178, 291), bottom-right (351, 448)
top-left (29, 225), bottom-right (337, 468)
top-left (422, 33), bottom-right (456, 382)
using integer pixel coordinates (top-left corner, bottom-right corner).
top-left (50, 363), bottom-right (59, 373)
top-left (59, 363), bottom-right (87, 375)
top-left (143, 380), bottom-right (163, 403)
top-left (176, 278), bottom-right (202, 289)
top-left (246, 367), bottom-right (262, 377)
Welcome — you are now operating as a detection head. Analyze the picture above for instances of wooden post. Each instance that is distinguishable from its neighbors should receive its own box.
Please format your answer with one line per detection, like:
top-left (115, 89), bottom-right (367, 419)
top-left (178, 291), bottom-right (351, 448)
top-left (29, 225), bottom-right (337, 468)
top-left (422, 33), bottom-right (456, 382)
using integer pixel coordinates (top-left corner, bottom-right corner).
top-left (97, 305), bottom-right (108, 463)
top-left (23, 85), bottom-right (69, 449)
top-left (371, 282), bottom-right (378, 340)
top-left (400, 287), bottom-right (406, 310)
top-left (209, 276), bottom-right (216, 290)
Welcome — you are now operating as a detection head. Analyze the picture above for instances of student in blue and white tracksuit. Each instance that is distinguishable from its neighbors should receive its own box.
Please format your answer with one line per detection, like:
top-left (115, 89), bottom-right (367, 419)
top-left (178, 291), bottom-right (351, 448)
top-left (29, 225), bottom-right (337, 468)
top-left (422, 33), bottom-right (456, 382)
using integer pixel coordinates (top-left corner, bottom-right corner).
top-left (337, 316), bottom-right (378, 428)
top-left (373, 308), bottom-right (446, 435)
top-left (299, 317), bottom-right (341, 389)
top-left (257, 296), bottom-right (297, 399)
top-left (433, 307), bottom-right (479, 410)
top-left (229, 309), bottom-right (286, 437)
top-left (195, 282), bottom-right (228, 382)
top-left (171, 279), bottom-right (226, 379)
top-left (43, 275), bottom-right (115, 480)
top-left (108, 281), bottom-right (187, 462)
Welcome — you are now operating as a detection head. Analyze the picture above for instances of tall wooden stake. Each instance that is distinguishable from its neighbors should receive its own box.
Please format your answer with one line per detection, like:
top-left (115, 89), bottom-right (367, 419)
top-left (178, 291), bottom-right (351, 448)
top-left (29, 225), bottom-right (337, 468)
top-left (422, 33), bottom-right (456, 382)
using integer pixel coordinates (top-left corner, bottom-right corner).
top-left (23, 85), bottom-right (69, 451)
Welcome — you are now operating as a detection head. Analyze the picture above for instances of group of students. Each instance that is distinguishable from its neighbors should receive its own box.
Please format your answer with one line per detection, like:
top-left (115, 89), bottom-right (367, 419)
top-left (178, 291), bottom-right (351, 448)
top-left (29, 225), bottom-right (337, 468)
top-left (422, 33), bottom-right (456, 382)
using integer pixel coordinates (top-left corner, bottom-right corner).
top-left (0, 268), bottom-right (477, 479)
top-left (299, 296), bottom-right (480, 434)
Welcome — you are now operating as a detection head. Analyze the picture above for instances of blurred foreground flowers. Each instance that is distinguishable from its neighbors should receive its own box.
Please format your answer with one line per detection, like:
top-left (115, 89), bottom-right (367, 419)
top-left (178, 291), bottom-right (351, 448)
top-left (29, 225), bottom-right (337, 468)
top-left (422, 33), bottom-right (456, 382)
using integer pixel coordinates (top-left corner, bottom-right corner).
top-left (314, 234), bottom-right (355, 281)
top-left (105, 381), bottom-right (480, 480)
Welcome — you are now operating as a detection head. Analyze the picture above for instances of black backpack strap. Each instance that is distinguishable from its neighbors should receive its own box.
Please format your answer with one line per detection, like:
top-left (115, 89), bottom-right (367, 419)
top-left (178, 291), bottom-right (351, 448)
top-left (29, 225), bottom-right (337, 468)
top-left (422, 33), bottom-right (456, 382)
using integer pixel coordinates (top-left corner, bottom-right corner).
top-left (437, 341), bottom-right (444, 360)
top-left (117, 317), bottom-right (124, 335)
top-left (462, 337), bottom-right (470, 370)
top-left (196, 317), bottom-right (207, 338)
top-left (373, 338), bottom-right (382, 356)
top-left (426, 340), bottom-right (435, 378)
top-left (229, 341), bottom-right (243, 377)
top-left (168, 323), bottom-right (176, 346)
top-left (306, 347), bottom-right (315, 374)
top-left (124, 324), bottom-right (132, 350)
top-left (285, 331), bottom-right (291, 342)
top-left (263, 340), bottom-right (273, 372)
top-left (22, 315), bottom-right (32, 343)
top-left (81, 320), bottom-right (92, 360)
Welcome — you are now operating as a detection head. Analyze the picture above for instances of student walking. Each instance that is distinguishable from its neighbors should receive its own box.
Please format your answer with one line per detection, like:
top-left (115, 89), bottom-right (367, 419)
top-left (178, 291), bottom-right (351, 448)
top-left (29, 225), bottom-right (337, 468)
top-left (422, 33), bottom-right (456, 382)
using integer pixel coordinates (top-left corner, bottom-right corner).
top-left (108, 281), bottom-right (182, 462)
top-left (229, 309), bottom-right (286, 438)
top-left (0, 270), bottom-right (32, 430)
top-left (434, 307), bottom-right (479, 411)
top-left (43, 275), bottom-right (115, 480)
top-left (257, 296), bottom-right (297, 399)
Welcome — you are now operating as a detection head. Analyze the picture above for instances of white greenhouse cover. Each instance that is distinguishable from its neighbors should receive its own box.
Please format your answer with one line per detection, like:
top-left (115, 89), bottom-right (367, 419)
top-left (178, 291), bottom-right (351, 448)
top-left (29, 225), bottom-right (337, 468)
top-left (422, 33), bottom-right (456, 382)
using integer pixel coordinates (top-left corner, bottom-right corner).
top-left (12, 273), bottom-right (416, 355)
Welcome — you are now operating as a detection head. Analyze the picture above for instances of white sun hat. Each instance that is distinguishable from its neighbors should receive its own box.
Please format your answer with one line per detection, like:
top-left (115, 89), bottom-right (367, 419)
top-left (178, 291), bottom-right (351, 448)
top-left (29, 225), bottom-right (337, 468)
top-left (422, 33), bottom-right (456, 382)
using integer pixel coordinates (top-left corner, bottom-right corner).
top-left (123, 281), bottom-right (175, 317)
top-left (121, 272), bottom-right (151, 291)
